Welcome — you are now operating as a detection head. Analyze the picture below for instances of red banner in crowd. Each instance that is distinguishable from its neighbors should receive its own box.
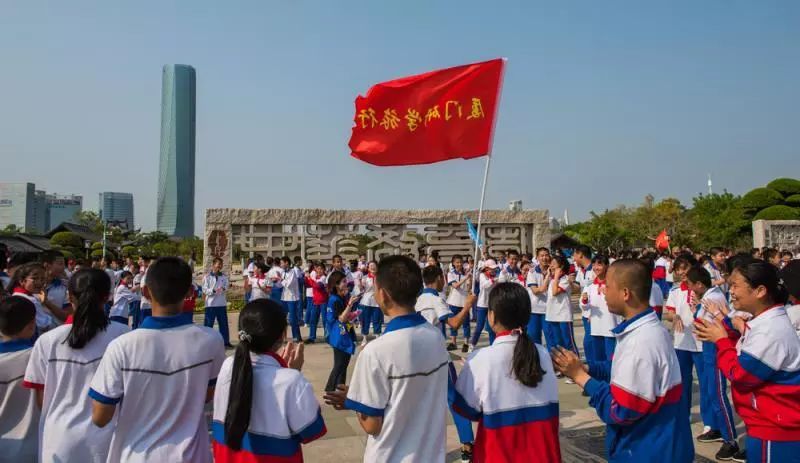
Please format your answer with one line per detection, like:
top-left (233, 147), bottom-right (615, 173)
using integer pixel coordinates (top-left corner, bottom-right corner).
top-left (349, 59), bottom-right (505, 166)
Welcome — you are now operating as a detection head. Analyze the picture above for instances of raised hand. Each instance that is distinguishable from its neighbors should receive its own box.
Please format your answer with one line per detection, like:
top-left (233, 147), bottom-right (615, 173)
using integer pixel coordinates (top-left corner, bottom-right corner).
top-left (323, 384), bottom-right (349, 410)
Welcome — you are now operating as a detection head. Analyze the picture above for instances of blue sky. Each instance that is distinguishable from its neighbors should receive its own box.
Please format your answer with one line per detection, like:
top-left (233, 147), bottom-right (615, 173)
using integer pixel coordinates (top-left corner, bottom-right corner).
top-left (1, 1), bottom-right (798, 233)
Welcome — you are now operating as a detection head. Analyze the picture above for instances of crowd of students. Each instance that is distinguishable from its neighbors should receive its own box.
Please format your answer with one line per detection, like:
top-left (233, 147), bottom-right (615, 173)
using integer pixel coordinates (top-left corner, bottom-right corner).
top-left (1, 242), bottom-right (799, 463)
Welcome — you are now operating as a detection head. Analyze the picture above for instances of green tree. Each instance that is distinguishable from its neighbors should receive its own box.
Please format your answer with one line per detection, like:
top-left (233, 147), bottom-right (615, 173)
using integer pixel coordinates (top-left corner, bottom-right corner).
top-left (50, 231), bottom-right (83, 249)
top-left (753, 205), bottom-right (800, 221)
top-left (75, 211), bottom-right (103, 233)
top-left (686, 192), bottom-right (750, 250)
top-left (766, 178), bottom-right (800, 197)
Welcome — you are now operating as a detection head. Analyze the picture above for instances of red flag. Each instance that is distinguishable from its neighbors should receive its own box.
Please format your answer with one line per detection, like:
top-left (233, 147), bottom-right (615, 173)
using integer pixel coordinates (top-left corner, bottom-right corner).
top-left (349, 59), bottom-right (505, 166)
top-left (655, 229), bottom-right (670, 252)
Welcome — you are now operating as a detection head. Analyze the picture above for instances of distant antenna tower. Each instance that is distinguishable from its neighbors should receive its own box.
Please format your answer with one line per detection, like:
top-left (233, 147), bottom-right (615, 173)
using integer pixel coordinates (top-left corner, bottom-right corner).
top-left (707, 174), bottom-right (713, 195)
top-left (563, 209), bottom-right (569, 226)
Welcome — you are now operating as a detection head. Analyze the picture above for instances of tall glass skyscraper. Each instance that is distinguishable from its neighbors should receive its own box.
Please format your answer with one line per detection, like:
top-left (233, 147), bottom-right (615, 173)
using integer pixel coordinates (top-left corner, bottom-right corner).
top-left (157, 64), bottom-right (196, 237)
top-left (99, 192), bottom-right (134, 230)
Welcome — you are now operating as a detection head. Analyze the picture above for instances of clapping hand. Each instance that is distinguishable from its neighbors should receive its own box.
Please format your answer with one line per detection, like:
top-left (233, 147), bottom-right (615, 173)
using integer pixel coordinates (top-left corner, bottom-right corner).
top-left (550, 347), bottom-right (589, 384)
top-left (694, 318), bottom-right (728, 343)
top-left (323, 384), bottom-right (349, 410)
top-left (280, 341), bottom-right (304, 371)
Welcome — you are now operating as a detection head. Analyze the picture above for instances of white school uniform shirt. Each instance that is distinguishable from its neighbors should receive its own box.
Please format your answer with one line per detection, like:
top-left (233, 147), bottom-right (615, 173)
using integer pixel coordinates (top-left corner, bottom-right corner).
top-left (498, 266), bottom-right (524, 286)
top-left (649, 281), bottom-right (665, 310)
top-left (110, 284), bottom-right (136, 320)
top-left (202, 272), bottom-right (229, 307)
top-left (350, 270), bottom-right (364, 297)
top-left (268, 266), bottom-right (284, 290)
top-left (12, 292), bottom-right (55, 332)
top-left (211, 352), bottom-right (326, 460)
top-left (281, 267), bottom-right (300, 302)
top-left (345, 313), bottom-right (450, 463)
top-left (477, 273), bottom-right (496, 308)
top-left (526, 267), bottom-right (548, 315)
top-left (250, 275), bottom-right (271, 301)
top-left (360, 273), bottom-right (378, 307)
top-left (305, 270), bottom-right (315, 298)
top-left (88, 315), bottom-right (226, 463)
top-left (786, 304), bottom-right (800, 337)
top-left (575, 264), bottom-right (595, 291)
top-left (415, 288), bottom-right (452, 326)
top-left (665, 283), bottom-right (702, 352)
top-left (130, 272), bottom-right (143, 302)
top-left (696, 286), bottom-right (728, 323)
top-left (704, 261), bottom-right (728, 294)
top-left (138, 269), bottom-right (151, 309)
top-left (581, 281), bottom-right (622, 337)
top-left (24, 322), bottom-right (130, 463)
top-left (446, 268), bottom-right (469, 308)
top-left (453, 334), bottom-right (561, 462)
top-left (546, 275), bottom-right (573, 322)
top-left (0, 339), bottom-right (38, 463)
top-left (45, 278), bottom-right (69, 320)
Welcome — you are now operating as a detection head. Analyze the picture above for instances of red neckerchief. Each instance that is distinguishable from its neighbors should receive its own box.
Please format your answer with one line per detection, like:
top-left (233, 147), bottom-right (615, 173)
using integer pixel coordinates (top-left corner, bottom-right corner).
top-left (484, 271), bottom-right (495, 284)
top-left (264, 351), bottom-right (288, 368)
top-left (12, 287), bottom-right (32, 296)
top-left (495, 328), bottom-right (523, 338)
top-left (593, 277), bottom-right (606, 295)
top-left (680, 281), bottom-right (691, 303)
top-left (517, 272), bottom-right (526, 284)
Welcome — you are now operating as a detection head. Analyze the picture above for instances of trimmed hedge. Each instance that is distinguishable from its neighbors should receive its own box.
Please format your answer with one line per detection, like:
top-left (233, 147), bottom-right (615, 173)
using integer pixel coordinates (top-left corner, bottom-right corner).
top-left (766, 178), bottom-right (800, 197)
top-left (753, 205), bottom-right (800, 221)
top-left (741, 187), bottom-right (784, 212)
top-left (785, 194), bottom-right (800, 207)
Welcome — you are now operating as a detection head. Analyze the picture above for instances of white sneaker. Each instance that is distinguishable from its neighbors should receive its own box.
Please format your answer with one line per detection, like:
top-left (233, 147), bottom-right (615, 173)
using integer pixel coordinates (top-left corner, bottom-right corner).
top-left (702, 425), bottom-right (711, 434)
top-left (468, 344), bottom-right (475, 353)
top-left (565, 378), bottom-right (575, 384)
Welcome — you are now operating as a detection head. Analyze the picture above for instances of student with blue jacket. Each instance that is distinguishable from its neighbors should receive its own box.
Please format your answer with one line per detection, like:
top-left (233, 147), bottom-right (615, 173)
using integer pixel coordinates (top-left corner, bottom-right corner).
top-left (324, 270), bottom-right (358, 392)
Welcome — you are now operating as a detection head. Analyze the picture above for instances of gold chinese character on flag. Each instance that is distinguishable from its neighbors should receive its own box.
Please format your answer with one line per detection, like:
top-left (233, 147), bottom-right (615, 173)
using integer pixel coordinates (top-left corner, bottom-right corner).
top-left (467, 98), bottom-right (485, 119)
top-left (358, 108), bottom-right (378, 128)
top-left (424, 105), bottom-right (441, 126)
top-left (405, 109), bottom-right (422, 131)
top-left (445, 100), bottom-right (462, 121)
top-left (380, 109), bottom-right (401, 130)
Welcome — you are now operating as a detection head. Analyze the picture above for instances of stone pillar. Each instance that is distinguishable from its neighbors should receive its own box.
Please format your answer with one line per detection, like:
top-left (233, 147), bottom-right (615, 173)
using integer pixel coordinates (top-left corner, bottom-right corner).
top-left (204, 222), bottom-right (233, 273)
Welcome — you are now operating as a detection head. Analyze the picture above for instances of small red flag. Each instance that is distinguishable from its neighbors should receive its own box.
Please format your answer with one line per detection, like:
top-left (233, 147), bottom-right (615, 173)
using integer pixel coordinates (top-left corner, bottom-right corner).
top-left (349, 59), bottom-right (505, 166)
top-left (655, 229), bottom-right (670, 252)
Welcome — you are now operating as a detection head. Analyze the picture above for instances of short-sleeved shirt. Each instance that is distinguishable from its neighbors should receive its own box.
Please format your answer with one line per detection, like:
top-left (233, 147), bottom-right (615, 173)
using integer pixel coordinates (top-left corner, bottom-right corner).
top-left (360, 274), bottom-right (378, 307)
top-left (0, 339), bottom-right (38, 463)
top-left (211, 352), bottom-right (326, 462)
top-left (581, 282), bottom-right (622, 337)
top-left (12, 292), bottom-right (54, 332)
top-left (445, 269), bottom-right (468, 308)
top-left (250, 276), bottom-right (270, 301)
top-left (546, 276), bottom-right (573, 322)
top-left (526, 267), bottom-right (547, 315)
top-left (138, 269), bottom-right (151, 309)
top-left (110, 285), bottom-right (136, 319)
top-left (477, 273), bottom-right (496, 308)
top-left (45, 279), bottom-right (69, 317)
top-left (345, 313), bottom-right (450, 463)
top-left (453, 334), bottom-right (560, 462)
top-left (415, 289), bottom-right (452, 327)
top-left (88, 314), bottom-right (226, 463)
top-left (704, 262), bottom-right (728, 294)
top-left (665, 283), bottom-right (701, 352)
top-left (649, 282), bottom-right (665, 313)
top-left (787, 304), bottom-right (800, 337)
top-left (24, 322), bottom-right (129, 463)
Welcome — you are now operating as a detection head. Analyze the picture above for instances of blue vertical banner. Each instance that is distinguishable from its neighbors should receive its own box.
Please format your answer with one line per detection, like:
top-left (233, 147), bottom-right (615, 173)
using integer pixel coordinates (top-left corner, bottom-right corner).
top-left (466, 218), bottom-right (483, 247)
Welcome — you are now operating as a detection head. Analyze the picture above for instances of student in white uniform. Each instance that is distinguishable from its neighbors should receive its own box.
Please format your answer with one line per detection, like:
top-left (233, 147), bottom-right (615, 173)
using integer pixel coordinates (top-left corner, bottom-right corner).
top-left (40, 250), bottom-right (71, 325)
top-left (324, 256), bottom-right (451, 463)
top-left (454, 282), bottom-right (561, 463)
top-left (212, 299), bottom-right (326, 462)
top-left (704, 247), bottom-right (729, 294)
top-left (24, 269), bottom-right (129, 463)
top-left (527, 248), bottom-right (551, 346)
top-left (137, 256), bottom-right (152, 323)
top-left (203, 257), bottom-right (231, 347)
top-left (358, 261), bottom-right (382, 347)
top-left (544, 255), bottom-right (577, 355)
top-left (640, 256), bottom-right (665, 319)
top-left (8, 263), bottom-right (56, 334)
top-left (446, 254), bottom-right (472, 352)
top-left (267, 258), bottom-right (285, 301)
top-left (89, 257), bottom-right (226, 463)
top-left (572, 245), bottom-right (595, 362)
top-left (0, 297), bottom-right (39, 463)
top-left (780, 260), bottom-right (800, 336)
top-left (579, 255), bottom-right (621, 363)
top-left (249, 263), bottom-right (271, 301)
top-left (109, 271), bottom-right (135, 325)
top-left (280, 256), bottom-right (303, 343)
top-left (469, 259), bottom-right (500, 351)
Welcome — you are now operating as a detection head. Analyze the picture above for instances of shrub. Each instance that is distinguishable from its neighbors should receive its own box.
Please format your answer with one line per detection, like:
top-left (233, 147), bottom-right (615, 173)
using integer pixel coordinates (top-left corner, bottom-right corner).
top-left (753, 205), bottom-right (800, 221)
top-left (766, 178), bottom-right (800, 197)
top-left (50, 231), bottom-right (83, 249)
top-left (785, 194), bottom-right (800, 207)
top-left (740, 187), bottom-right (784, 213)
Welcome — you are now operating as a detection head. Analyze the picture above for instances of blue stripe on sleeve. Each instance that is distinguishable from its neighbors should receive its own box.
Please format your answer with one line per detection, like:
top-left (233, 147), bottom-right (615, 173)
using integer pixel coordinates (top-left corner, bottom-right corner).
top-left (88, 387), bottom-right (121, 405)
top-left (344, 398), bottom-right (385, 417)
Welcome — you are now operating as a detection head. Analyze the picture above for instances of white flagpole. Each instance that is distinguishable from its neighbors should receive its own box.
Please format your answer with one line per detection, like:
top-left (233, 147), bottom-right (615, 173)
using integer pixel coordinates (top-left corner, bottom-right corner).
top-left (471, 58), bottom-right (507, 292)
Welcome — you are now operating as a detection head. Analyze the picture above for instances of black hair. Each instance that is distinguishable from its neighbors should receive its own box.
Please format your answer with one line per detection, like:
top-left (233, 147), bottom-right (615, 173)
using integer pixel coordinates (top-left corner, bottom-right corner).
top-left (686, 265), bottom-right (712, 288)
top-left (764, 248), bottom-right (780, 261)
top-left (212, 257), bottom-right (224, 265)
top-left (9, 262), bottom-right (45, 292)
top-left (709, 247), bottom-right (725, 257)
top-left (280, 256), bottom-right (291, 265)
top-left (735, 261), bottom-right (788, 306)
top-left (574, 245), bottom-right (592, 259)
top-left (0, 296), bottom-right (36, 336)
top-left (39, 250), bottom-right (65, 265)
top-left (488, 283), bottom-right (544, 387)
top-left (726, 252), bottom-right (759, 275)
top-left (8, 253), bottom-right (36, 269)
top-left (332, 254), bottom-right (342, 262)
top-left (254, 254), bottom-right (264, 262)
top-left (507, 250), bottom-right (519, 258)
top-left (451, 254), bottom-right (463, 263)
top-left (591, 254), bottom-right (610, 266)
top-left (225, 299), bottom-right (288, 451)
top-left (609, 259), bottom-right (651, 303)
top-left (65, 269), bottom-right (111, 349)
top-left (781, 250), bottom-right (793, 258)
top-left (293, 256), bottom-right (303, 265)
top-left (639, 256), bottom-right (655, 273)
top-left (376, 256), bottom-right (422, 308)
top-left (673, 254), bottom-right (697, 270)
top-left (326, 271), bottom-right (347, 297)
top-left (535, 247), bottom-right (550, 256)
top-left (550, 255), bottom-right (570, 274)
top-left (266, 256), bottom-right (274, 266)
top-left (750, 248), bottom-right (761, 257)
top-left (256, 263), bottom-right (269, 274)
top-left (118, 270), bottom-right (133, 282)
top-left (422, 265), bottom-right (444, 285)
top-left (146, 257), bottom-right (192, 308)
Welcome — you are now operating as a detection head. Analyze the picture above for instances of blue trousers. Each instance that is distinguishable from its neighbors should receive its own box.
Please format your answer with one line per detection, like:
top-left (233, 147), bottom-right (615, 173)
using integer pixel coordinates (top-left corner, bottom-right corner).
top-left (306, 302), bottom-right (322, 341)
top-left (110, 315), bottom-right (128, 325)
top-left (244, 291), bottom-right (251, 303)
top-left (582, 317), bottom-right (594, 361)
top-left (448, 305), bottom-right (471, 340)
top-left (448, 363), bottom-right (475, 445)
top-left (544, 321), bottom-right (577, 353)
top-left (591, 336), bottom-right (616, 362)
top-left (746, 436), bottom-right (800, 463)
top-left (702, 341), bottom-right (737, 442)
top-left (129, 301), bottom-right (142, 329)
top-left (526, 313), bottom-right (545, 345)
top-left (270, 287), bottom-right (282, 301)
top-left (359, 305), bottom-right (383, 336)
top-left (204, 306), bottom-right (230, 345)
top-left (470, 307), bottom-right (495, 346)
top-left (283, 301), bottom-right (302, 341)
top-left (676, 349), bottom-right (712, 428)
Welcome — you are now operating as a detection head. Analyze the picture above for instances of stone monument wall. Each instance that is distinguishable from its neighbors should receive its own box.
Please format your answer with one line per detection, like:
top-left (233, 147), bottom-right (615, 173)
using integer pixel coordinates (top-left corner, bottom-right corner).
top-left (204, 208), bottom-right (550, 272)
top-left (752, 220), bottom-right (800, 251)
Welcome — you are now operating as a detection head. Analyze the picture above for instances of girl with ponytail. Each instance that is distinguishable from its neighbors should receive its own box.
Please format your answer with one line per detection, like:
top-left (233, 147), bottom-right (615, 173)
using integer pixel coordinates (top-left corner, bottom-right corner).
top-left (452, 282), bottom-right (561, 463)
top-left (212, 299), bottom-right (326, 462)
top-left (22, 268), bottom-right (130, 463)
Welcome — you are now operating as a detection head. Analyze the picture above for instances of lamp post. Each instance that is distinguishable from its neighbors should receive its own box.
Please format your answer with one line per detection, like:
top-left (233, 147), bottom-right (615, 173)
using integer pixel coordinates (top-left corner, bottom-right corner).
top-left (84, 240), bottom-right (91, 260)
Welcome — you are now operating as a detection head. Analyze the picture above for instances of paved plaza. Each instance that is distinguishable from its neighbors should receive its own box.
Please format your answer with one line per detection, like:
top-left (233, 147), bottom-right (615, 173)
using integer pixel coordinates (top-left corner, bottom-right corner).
top-left (198, 312), bottom-right (736, 462)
